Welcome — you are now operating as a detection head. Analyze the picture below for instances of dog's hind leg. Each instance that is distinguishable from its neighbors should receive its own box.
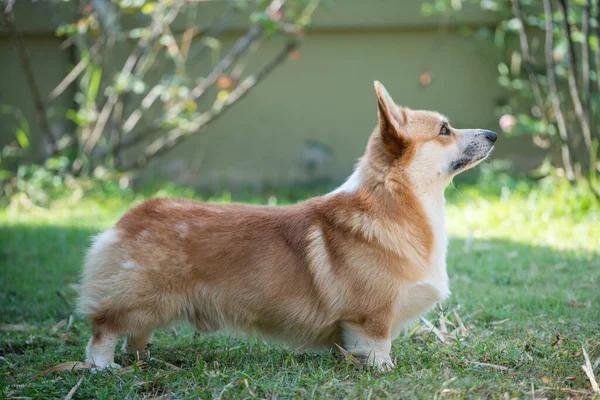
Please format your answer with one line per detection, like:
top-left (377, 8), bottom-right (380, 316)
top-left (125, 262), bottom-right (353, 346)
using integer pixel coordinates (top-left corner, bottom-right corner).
top-left (341, 319), bottom-right (394, 372)
top-left (85, 325), bottom-right (121, 370)
top-left (122, 331), bottom-right (153, 359)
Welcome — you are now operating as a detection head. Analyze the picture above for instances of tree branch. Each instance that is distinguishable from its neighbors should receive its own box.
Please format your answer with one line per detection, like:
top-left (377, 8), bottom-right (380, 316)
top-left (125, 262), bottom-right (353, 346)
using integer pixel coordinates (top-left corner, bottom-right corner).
top-left (117, 37), bottom-right (264, 149)
top-left (186, 4), bottom-right (236, 61)
top-left (557, 0), bottom-right (593, 151)
top-left (543, 0), bottom-right (575, 181)
top-left (82, 91), bottom-right (118, 154)
top-left (123, 41), bottom-right (299, 171)
top-left (188, 26), bottom-right (263, 101)
top-left (594, 0), bottom-right (600, 95)
top-left (121, 85), bottom-right (162, 135)
top-left (123, 25), bottom-right (265, 145)
top-left (510, 0), bottom-right (547, 124)
top-left (50, 57), bottom-right (89, 100)
top-left (2, 0), bottom-right (57, 153)
top-left (116, 32), bottom-right (266, 154)
top-left (79, 0), bottom-right (185, 156)
top-left (167, 0), bottom-right (286, 119)
top-left (110, 97), bottom-right (124, 169)
top-left (582, 0), bottom-right (591, 124)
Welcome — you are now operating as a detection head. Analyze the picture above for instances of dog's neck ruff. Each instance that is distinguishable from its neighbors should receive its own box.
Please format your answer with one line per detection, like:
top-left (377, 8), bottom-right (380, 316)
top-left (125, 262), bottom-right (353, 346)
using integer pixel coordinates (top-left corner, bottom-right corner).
top-left (328, 168), bottom-right (362, 195)
top-left (329, 164), bottom-right (450, 293)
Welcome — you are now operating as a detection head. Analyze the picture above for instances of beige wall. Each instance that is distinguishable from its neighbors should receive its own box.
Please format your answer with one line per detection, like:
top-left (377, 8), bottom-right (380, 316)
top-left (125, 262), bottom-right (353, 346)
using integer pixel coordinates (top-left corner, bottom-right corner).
top-left (1, 1), bottom-right (544, 189)
top-left (0, 36), bottom-right (75, 162)
top-left (153, 30), bottom-right (511, 189)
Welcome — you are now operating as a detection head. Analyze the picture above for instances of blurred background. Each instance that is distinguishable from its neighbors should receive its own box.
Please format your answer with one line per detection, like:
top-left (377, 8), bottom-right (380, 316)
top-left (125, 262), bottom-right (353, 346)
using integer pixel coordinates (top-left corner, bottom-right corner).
top-left (3, 0), bottom-right (597, 196)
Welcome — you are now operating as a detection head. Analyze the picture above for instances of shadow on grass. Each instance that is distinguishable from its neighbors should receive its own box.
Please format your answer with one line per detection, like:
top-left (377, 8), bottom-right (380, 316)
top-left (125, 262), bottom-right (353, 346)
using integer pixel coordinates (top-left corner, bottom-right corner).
top-left (0, 224), bottom-right (100, 323)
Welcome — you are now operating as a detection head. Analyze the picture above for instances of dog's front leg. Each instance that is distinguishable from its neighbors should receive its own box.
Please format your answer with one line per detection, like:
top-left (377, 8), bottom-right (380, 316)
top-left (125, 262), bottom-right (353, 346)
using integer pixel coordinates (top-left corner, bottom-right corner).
top-left (341, 320), bottom-right (394, 371)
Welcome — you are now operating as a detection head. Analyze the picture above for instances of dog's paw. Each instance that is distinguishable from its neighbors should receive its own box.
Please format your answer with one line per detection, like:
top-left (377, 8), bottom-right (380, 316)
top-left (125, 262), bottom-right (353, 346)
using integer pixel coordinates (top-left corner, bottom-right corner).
top-left (89, 362), bottom-right (122, 373)
top-left (367, 356), bottom-right (395, 372)
top-left (375, 358), bottom-right (395, 372)
top-left (121, 343), bottom-right (150, 360)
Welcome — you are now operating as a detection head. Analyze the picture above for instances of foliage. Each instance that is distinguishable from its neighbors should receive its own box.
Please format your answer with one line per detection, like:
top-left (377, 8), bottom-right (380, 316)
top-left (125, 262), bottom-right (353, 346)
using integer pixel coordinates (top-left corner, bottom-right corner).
top-left (423, 0), bottom-right (600, 197)
top-left (0, 105), bottom-right (32, 182)
top-left (0, 0), bottom-right (321, 197)
top-left (452, 160), bottom-right (600, 220)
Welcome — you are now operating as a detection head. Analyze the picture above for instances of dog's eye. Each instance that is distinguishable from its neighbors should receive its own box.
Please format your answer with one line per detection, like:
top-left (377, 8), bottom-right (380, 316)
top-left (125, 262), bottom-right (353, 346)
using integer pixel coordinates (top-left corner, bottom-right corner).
top-left (439, 125), bottom-right (450, 136)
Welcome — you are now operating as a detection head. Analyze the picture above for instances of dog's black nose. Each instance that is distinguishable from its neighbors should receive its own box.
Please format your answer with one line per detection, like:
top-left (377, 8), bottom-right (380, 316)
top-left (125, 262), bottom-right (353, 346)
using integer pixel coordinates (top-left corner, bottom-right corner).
top-left (483, 130), bottom-right (497, 143)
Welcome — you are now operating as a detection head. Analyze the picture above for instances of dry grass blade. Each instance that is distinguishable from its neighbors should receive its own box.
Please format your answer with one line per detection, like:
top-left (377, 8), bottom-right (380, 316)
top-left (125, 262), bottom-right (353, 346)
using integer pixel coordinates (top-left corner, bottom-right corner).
top-left (541, 387), bottom-right (593, 396)
top-left (243, 378), bottom-right (255, 397)
top-left (439, 311), bottom-right (447, 333)
top-left (38, 361), bottom-right (95, 376)
top-left (529, 386), bottom-right (546, 397)
top-left (116, 360), bottom-right (145, 375)
top-left (453, 310), bottom-right (468, 336)
top-left (64, 376), bottom-right (84, 400)
top-left (420, 317), bottom-right (447, 344)
top-left (467, 361), bottom-right (510, 371)
top-left (65, 315), bottom-right (74, 333)
top-left (491, 319), bottom-right (510, 325)
top-left (441, 389), bottom-right (462, 395)
top-left (581, 345), bottom-right (599, 393)
top-left (412, 310), bottom-right (471, 344)
top-left (151, 358), bottom-right (181, 370)
top-left (334, 343), bottom-right (362, 367)
top-left (448, 328), bottom-right (461, 340)
top-left (443, 315), bottom-right (456, 329)
top-left (0, 324), bottom-right (33, 332)
top-left (51, 319), bottom-right (67, 334)
top-left (408, 323), bottom-right (423, 337)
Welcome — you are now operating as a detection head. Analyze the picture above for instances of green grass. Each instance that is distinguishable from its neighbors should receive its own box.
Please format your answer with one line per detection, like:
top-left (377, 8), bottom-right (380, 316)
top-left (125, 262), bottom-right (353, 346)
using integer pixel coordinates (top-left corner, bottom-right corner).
top-left (1, 178), bottom-right (599, 399)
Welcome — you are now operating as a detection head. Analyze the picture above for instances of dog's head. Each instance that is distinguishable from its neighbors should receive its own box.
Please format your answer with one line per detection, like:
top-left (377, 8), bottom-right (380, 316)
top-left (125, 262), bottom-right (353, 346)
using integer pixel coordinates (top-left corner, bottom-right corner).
top-left (369, 81), bottom-right (496, 189)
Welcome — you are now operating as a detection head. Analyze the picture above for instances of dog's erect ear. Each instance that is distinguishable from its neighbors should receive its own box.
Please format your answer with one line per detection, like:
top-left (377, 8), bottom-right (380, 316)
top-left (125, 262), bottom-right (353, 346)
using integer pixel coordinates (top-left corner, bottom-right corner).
top-left (374, 81), bottom-right (409, 156)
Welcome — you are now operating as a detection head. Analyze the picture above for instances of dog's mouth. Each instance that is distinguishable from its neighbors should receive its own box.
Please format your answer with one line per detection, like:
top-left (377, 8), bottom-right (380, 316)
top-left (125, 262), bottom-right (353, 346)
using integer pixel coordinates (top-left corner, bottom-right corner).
top-left (449, 145), bottom-right (495, 174)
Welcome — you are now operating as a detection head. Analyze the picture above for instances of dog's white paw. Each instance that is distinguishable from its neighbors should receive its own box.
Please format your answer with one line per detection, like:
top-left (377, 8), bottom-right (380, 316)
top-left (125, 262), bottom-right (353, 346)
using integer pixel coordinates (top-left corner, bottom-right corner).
top-left (89, 361), bottom-right (121, 373)
top-left (369, 356), bottom-right (395, 372)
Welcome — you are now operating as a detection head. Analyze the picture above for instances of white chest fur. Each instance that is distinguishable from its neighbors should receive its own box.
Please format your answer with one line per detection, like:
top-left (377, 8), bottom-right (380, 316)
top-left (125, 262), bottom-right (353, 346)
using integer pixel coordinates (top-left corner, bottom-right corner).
top-left (390, 191), bottom-right (450, 339)
top-left (420, 191), bottom-right (450, 295)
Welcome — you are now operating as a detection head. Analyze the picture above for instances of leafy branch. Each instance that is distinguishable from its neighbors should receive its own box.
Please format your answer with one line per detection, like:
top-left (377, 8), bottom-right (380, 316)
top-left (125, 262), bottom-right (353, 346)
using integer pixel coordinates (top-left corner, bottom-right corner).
top-left (424, 0), bottom-right (600, 195)
top-left (7, 0), bottom-right (320, 178)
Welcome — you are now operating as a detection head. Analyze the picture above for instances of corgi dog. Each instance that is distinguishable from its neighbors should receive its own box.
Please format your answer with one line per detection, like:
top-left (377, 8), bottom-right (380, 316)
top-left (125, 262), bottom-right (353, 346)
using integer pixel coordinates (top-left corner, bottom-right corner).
top-left (77, 81), bottom-right (497, 371)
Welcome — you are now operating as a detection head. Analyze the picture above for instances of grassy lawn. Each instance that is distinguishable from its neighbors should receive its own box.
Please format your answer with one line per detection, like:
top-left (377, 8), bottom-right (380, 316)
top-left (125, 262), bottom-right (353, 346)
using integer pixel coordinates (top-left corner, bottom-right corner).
top-left (1, 179), bottom-right (599, 399)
